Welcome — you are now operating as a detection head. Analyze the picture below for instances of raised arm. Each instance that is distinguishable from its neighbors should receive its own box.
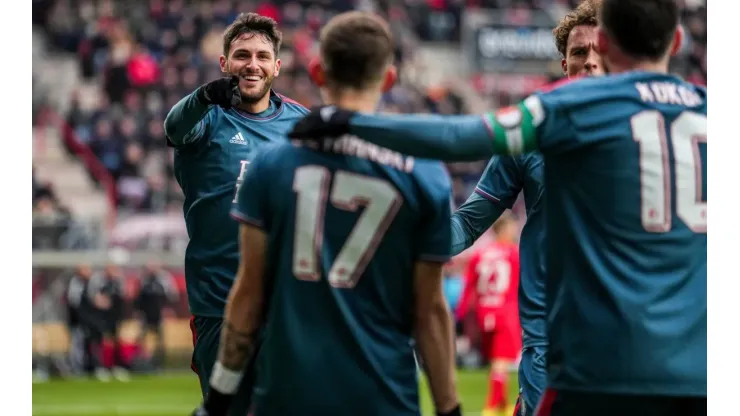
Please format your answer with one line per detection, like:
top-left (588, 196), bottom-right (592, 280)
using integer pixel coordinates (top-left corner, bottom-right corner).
top-left (163, 90), bottom-right (213, 147)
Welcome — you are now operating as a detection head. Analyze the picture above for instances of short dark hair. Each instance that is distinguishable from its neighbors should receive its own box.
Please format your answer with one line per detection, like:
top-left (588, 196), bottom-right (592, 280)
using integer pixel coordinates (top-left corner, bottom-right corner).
top-left (319, 11), bottom-right (394, 90)
top-left (223, 13), bottom-right (283, 57)
top-left (600, 0), bottom-right (679, 60)
top-left (553, 0), bottom-right (600, 57)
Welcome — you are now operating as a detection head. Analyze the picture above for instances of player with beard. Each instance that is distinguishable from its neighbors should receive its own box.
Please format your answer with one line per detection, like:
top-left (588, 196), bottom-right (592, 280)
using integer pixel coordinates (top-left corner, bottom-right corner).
top-left (163, 12), bottom-right (308, 415)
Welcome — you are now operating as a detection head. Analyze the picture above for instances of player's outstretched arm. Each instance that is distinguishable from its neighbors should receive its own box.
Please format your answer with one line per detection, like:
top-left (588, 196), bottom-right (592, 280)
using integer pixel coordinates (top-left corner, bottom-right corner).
top-left (413, 260), bottom-right (461, 416)
top-left (350, 113), bottom-right (496, 161)
top-left (289, 100), bottom-right (545, 162)
top-left (197, 224), bottom-right (267, 416)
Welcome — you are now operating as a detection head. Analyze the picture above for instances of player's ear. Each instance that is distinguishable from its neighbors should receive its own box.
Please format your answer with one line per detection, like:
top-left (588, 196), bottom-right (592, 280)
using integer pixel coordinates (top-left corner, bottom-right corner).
top-left (219, 55), bottom-right (228, 73)
top-left (561, 59), bottom-right (567, 75)
top-left (669, 26), bottom-right (684, 57)
top-left (382, 65), bottom-right (397, 93)
top-left (308, 56), bottom-right (326, 87)
top-left (274, 58), bottom-right (282, 77)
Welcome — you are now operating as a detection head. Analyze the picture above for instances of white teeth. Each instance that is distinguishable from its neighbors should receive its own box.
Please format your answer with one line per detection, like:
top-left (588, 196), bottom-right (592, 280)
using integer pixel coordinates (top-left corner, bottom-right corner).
top-left (243, 75), bottom-right (261, 81)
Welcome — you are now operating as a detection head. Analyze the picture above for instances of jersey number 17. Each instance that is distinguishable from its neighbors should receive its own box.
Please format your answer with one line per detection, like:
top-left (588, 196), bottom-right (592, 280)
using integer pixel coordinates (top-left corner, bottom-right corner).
top-left (632, 111), bottom-right (706, 233)
top-left (290, 166), bottom-right (402, 288)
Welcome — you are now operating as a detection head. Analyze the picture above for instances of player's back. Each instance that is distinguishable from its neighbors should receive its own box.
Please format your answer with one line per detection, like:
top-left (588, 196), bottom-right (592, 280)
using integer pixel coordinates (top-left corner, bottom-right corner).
top-left (535, 72), bottom-right (707, 396)
top-left (249, 137), bottom-right (451, 416)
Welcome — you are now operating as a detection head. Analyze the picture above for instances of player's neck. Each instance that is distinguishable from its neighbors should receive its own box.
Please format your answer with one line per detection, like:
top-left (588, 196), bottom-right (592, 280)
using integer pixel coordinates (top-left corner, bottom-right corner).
top-left (238, 94), bottom-right (272, 114)
top-left (322, 88), bottom-right (381, 113)
top-left (608, 56), bottom-right (670, 75)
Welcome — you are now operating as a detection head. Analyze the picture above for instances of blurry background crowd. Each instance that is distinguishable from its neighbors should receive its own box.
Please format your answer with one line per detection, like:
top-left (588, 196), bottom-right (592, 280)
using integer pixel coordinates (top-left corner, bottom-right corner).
top-left (31, 0), bottom-right (707, 378)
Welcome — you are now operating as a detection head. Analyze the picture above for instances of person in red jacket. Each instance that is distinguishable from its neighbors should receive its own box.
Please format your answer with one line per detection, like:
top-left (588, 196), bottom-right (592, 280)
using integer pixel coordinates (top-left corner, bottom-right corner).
top-left (457, 212), bottom-right (522, 416)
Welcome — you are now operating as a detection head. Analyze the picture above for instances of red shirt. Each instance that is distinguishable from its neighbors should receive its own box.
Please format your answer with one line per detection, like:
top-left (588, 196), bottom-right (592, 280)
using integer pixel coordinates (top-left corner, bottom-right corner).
top-left (456, 240), bottom-right (520, 330)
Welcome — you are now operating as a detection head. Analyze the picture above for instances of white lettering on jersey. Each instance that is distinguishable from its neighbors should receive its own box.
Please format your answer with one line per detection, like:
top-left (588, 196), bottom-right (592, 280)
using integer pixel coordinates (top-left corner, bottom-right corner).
top-left (232, 160), bottom-right (250, 203)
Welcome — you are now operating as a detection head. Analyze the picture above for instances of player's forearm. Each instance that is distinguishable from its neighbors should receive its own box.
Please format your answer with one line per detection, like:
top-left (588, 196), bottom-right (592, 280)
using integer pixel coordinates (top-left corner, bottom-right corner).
top-left (217, 280), bottom-right (263, 372)
top-left (450, 193), bottom-right (506, 256)
top-left (349, 113), bottom-right (495, 161)
top-left (415, 297), bottom-right (458, 412)
top-left (163, 89), bottom-right (211, 145)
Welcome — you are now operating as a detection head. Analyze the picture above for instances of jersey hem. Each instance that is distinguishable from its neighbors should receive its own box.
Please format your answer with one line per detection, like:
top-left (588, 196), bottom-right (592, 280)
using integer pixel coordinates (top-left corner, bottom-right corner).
top-left (230, 210), bottom-right (264, 228)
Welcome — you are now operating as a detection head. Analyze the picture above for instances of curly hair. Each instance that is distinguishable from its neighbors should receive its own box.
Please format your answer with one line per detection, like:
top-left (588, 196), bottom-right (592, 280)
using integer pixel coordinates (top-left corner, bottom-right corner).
top-left (552, 0), bottom-right (601, 57)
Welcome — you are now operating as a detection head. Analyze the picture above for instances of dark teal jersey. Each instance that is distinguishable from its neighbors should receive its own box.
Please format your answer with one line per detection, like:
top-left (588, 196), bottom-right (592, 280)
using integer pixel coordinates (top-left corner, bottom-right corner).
top-left (522, 73), bottom-right (707, 396)
top-left (232, 137), bottom-right (452, 416)
top-left (471, 154), bottom-right (546, 348)
top-left (164, 91), bottom-right (308, 317)
top-left (337, 71), bottom-right (706, 397)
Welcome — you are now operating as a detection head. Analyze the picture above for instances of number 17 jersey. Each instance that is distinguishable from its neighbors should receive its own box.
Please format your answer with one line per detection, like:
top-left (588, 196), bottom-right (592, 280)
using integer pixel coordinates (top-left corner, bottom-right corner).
top-left (508, 72), bottom-right (707, 396)
top-left (232, 137), bottom-right (452, 415)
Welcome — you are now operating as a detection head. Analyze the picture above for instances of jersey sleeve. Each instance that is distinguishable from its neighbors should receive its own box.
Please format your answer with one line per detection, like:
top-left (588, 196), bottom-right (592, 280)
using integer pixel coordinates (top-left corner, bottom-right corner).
top-left (485, 86), bottom-right (583, 155)
top-left (231, 149), bottom-right (271, 230)
top-left (416, 163), bottom-right (453, 263)
top-left (347, 85), bottom-right (576, 161)
top-left (164, 90), bottom-right (217, 148)
top-left (474, 156), bottom-right (523, 209)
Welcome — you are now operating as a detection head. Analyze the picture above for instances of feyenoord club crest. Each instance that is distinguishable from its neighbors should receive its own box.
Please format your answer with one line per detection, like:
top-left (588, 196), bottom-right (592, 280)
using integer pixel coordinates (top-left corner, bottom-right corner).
top-left (495, 106), bottom-right (524, 129)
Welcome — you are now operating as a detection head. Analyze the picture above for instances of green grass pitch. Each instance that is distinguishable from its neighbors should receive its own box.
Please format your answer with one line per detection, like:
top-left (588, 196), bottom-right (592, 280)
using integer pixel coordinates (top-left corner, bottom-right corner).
top-left (32, 369), bottom-right (520, 415)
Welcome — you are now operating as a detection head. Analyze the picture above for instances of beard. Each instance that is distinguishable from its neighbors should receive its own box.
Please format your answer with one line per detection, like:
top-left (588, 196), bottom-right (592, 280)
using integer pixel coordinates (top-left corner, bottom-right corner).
top-left (239, 71), bottom-right (275, 104)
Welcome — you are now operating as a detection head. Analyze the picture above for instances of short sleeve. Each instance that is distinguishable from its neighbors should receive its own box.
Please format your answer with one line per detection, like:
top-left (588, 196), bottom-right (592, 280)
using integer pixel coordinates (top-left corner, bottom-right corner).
top-left (416, 163), bottom-right (453, 263)
top-left (474, 156), bottom-right (523, 209)
top-left (230, 148), bottom-right (271, 230)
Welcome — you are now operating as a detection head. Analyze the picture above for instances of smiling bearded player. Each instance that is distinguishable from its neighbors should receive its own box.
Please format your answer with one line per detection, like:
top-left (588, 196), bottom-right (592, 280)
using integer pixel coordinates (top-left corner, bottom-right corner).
top-left (163, 12), bottom-right (308, 415)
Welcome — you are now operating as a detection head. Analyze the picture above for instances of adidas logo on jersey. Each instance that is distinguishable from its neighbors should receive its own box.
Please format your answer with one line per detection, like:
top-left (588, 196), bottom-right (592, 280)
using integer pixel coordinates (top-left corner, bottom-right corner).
top-left (230, 132), bottom-right (247, 145)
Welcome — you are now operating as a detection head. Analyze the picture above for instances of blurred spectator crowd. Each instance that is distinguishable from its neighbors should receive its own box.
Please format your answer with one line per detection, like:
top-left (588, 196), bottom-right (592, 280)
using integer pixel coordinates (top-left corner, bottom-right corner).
top-left (32, 0), bottom-right (705, 219)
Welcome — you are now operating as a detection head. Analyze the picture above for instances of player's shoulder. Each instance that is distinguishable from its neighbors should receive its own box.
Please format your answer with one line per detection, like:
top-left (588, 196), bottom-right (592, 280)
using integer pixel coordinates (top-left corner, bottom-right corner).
top-left (534, 72), bottom-right (705, 110)
top-left (273, 91), bottom-right (310, 117)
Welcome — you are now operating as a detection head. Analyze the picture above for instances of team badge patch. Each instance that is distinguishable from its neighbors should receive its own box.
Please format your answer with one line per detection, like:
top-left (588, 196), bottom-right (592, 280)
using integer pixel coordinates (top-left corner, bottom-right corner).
top-left (495, 106), bottom-right (524, 129)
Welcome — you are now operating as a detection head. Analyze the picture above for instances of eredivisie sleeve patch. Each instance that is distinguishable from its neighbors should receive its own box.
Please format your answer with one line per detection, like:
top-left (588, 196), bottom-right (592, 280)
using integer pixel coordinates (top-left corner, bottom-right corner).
top-left (482, 95), bottom-right (545, 155)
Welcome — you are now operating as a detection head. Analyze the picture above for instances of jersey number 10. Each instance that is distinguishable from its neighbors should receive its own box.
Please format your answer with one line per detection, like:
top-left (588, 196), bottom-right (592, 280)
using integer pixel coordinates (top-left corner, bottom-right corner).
top-left (631, 111), bottom-right (706, 233)
top-left (291, 166), bottom-right (402, 288)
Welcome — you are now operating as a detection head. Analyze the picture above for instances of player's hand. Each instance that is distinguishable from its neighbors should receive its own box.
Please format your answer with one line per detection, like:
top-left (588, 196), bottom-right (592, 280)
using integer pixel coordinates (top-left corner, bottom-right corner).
top-left (196, 76), bottom-right (242, 110)
top-left (287, 105), bottom-right (356, 140)
top-left (437, 403), bottom-right (462, 416)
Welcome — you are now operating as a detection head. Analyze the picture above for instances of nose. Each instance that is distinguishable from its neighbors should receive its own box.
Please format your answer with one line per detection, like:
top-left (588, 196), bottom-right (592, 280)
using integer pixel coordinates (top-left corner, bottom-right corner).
top-left (245, 56), bottom-right (260, 70)
top-left (584, 49), bottom-right (601, 74)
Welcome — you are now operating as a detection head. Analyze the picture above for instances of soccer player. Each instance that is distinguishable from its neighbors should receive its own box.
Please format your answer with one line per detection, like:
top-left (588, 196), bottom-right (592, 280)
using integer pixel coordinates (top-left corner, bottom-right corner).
top-left (193, 11), bottom-right (463, 416)
top-left (452, 2), bottom-right (603, 414)
top-left (456, 214), bottom-right (521, 416)
top-left (289, 0), bottom-right (707, 414)
top-left (162, 13), bottom-right (308, 415)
